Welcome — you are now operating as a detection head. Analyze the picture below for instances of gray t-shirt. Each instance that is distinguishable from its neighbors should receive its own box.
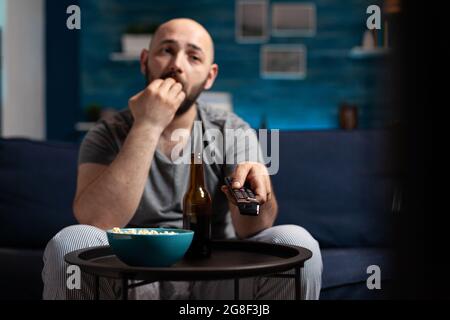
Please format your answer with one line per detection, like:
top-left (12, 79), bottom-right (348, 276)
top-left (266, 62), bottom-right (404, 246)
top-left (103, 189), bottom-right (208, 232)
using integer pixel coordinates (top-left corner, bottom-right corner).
top-left (78, 102), bottom-right (261, 239)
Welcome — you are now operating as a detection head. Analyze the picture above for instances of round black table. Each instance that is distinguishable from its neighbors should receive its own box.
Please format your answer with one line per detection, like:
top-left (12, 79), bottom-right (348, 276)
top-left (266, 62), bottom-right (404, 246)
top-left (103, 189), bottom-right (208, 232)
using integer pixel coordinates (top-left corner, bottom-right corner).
top-left (64, 240), bottom-right (312, 300)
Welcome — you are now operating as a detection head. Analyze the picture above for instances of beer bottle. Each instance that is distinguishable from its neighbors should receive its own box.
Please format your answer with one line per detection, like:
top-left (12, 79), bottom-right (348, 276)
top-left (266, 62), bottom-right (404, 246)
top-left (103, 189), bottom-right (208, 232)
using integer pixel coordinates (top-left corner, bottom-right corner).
top-left (183, 152), bottom-right (212, 258)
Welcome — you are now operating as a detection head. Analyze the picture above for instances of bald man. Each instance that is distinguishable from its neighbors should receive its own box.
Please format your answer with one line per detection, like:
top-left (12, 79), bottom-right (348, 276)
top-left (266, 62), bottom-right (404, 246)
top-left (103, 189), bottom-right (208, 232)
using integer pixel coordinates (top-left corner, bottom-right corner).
top-left (42, 18), bottom-right (322, 300)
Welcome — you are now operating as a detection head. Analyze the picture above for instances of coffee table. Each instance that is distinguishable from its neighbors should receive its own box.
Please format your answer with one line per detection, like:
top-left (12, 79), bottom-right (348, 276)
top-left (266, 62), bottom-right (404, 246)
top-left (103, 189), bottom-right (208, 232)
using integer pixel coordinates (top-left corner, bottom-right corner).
top-left (65, 240), bottom-right (312, 300)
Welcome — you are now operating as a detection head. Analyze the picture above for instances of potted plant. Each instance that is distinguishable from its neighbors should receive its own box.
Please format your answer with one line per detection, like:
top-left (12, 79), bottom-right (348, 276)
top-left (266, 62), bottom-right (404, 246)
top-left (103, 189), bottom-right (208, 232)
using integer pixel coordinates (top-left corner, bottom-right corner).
top-left (122, 23), bottom-right (159, 55)
top-left (84, 103), bottom-right (103, 122)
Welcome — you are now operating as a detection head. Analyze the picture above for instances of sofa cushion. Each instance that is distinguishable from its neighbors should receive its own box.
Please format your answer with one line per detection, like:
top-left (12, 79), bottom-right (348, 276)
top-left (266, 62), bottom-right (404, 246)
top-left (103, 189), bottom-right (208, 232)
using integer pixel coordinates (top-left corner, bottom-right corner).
top-left (321, 247), bottom-right (394, 290)
top-left (0, 139), bottom-right (78, 249)
top-left (273, 130), bottom-right (400, 247)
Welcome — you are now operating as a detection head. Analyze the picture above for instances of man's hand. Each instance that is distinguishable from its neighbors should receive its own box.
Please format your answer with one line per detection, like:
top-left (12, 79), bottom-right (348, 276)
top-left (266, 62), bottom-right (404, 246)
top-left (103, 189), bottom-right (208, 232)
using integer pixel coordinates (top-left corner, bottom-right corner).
top-left (221, 162), bottom-right (272, 205)
top-left (220, 162), bottom-right (278, 239)
top-left (128, 78), bottom-right (186, 131)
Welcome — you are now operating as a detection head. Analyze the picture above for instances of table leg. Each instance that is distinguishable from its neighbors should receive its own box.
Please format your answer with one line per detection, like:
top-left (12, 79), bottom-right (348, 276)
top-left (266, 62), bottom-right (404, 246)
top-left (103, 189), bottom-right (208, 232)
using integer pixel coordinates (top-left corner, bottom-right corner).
top-left (94, 276), bottom-right (100, 300)
top-left (234, 278), bottom-right (240, 300)
top-left (295, 267), bottom-right (302, 300)
top-left (122, 278), bottom-right (128, 300)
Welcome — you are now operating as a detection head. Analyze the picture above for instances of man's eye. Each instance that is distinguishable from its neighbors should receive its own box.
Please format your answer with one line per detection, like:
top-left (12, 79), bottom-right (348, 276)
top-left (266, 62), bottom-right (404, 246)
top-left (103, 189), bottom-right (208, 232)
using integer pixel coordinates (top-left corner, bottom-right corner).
top-left (191, 56), bottom-right (201, 61)
top-left (162, 48), bottom-right (173, 54)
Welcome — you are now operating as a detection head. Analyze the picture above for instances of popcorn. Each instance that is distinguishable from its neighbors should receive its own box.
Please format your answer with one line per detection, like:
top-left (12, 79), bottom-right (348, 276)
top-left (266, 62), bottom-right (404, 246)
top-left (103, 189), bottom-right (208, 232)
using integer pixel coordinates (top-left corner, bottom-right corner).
top-left (111, 228), bottom-right (176, 235)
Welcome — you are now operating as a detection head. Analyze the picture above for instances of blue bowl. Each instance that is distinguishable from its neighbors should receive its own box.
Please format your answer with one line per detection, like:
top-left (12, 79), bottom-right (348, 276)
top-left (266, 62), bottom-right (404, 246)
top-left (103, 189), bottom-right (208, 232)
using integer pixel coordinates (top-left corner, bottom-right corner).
top-left (106, 228), bottom-right (194, 267)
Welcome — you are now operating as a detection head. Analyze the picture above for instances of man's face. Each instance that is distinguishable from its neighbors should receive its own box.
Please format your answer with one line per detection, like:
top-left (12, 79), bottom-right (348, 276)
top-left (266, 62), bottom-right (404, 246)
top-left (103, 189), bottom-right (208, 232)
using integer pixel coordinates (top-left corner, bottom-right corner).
top-left (143, 21), bottom-right (216, 116)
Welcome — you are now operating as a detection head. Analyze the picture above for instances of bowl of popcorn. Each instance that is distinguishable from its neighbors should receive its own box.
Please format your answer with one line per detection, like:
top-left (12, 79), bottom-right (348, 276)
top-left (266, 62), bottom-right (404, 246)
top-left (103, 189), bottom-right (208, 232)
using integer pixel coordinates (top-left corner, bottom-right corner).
top-left (107, 227), bottom-right (194, 267)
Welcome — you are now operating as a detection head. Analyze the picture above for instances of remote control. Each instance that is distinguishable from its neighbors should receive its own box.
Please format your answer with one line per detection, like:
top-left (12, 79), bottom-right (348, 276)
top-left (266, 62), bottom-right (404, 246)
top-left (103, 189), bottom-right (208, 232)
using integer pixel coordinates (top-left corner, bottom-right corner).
top-left (224, 176), bottom-right (260, 216)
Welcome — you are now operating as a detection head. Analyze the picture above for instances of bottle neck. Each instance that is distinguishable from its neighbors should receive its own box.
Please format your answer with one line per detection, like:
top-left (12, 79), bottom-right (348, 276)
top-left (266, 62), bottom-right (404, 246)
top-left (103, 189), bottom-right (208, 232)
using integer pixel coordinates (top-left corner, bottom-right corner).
top-left (189, 153), bottom-right (206, 189)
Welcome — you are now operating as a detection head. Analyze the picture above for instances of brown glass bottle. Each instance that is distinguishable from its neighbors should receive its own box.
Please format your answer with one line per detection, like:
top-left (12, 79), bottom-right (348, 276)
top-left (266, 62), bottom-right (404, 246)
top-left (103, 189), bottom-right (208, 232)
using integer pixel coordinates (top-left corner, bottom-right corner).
top-left (183, 152), bottom-right (212, 258)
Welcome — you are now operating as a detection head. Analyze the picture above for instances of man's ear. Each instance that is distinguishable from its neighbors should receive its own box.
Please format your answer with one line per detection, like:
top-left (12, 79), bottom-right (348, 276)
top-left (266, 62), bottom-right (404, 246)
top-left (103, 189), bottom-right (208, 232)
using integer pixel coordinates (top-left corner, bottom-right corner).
top-left (204, 64), bottom-right (219, 90)
top-left (140, 49), bottom-right (149, 75)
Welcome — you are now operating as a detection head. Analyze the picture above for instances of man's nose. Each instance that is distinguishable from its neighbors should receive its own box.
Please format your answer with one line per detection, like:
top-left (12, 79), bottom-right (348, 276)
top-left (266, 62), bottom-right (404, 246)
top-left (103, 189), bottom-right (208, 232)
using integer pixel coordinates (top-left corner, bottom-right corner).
top-left (169, 53), bottom-right (184, 74)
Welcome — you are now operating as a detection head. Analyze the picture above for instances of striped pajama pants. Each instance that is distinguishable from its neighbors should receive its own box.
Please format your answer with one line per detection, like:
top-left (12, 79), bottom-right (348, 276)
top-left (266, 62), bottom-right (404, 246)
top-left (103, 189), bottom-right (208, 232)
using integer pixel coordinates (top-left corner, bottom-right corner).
top-left (42, 224), bottom-right (322, 300)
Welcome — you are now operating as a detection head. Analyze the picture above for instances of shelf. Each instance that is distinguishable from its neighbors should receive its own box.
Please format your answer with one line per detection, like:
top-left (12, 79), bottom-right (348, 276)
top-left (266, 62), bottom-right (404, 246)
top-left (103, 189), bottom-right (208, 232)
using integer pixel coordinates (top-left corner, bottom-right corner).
top-left (75, 122), bottom-right (96, 132)
top-left (110, 52), bottom-right (140, 62)
top-left (349, 47), bottom-right (390, 59)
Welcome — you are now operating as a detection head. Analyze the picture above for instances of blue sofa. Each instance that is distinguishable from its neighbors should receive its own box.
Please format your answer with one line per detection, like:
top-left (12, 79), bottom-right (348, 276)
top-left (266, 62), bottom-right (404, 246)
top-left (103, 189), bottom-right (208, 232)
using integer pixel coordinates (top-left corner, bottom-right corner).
top-left (0, 129), bottom-right (397, 300)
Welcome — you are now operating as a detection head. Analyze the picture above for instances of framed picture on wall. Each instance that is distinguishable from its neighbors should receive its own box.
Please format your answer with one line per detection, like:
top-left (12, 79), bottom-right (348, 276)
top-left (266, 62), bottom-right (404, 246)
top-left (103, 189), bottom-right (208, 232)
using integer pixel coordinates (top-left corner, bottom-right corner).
top-left (261, 45), bottom-right (307, 79)
top-left (236, 0), bottom-right (269, 43)
top-left (272, 3), bottom-right (316, 37)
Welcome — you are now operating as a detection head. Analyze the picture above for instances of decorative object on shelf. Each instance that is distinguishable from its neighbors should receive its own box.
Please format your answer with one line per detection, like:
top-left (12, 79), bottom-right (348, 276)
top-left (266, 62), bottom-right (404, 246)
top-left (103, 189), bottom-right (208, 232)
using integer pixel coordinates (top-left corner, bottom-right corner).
top-left (271, 3), bottom-right (316, 37)
top-left (261, 44), bottom-right (307, 80)
top-left (384, 0), bottom-right (401, 14)
top-left (349, 28), bottom-right (390, 59)
top-left (350, 2), bottom-right (400, 59)
top-left (383, 0), bottom-right (401, 50)
top-left (236, 0), bottom-right (269, 43)
top-left (339, 102), bottom-right (358, 130)
top-left (364, 29), bottom-right (376, 49)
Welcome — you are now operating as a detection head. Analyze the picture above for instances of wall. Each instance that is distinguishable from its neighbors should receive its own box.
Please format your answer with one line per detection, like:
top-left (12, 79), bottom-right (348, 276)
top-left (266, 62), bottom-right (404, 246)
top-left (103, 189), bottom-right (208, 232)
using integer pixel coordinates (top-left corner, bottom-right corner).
top-left (1, 0), bottom-right (45, 139)
top-left (78, 0), bottom-right (394, 131)
top-left (46, 0), bottom-right (81, 141)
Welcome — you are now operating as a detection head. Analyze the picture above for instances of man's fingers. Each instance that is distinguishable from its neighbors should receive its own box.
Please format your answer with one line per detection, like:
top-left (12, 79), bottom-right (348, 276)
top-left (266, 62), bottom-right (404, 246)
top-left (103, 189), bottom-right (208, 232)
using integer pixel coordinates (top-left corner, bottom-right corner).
top-left (175, 90), bottom-right (186, 104)
top-left (251, 175), bottom-right (267, 204)
top-left (230, 163), bottom-right (273, 205)
top-left (266, 190), bottom-right (272, 202)
top-left (159, 78), bottom-right (176, 93)
top-left (232, 164), bottom-right (251, 189)
top-left (148, 79), bottom-right (164, 91)
top-left (169, 82), bottom-right (183, 96)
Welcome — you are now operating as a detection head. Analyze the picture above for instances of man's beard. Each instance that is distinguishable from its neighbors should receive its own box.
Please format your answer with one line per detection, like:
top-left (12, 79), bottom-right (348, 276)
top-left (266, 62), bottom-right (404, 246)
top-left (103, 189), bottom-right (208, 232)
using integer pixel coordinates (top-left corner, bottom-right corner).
top-left (145, 67), bottom-right (207, 116)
